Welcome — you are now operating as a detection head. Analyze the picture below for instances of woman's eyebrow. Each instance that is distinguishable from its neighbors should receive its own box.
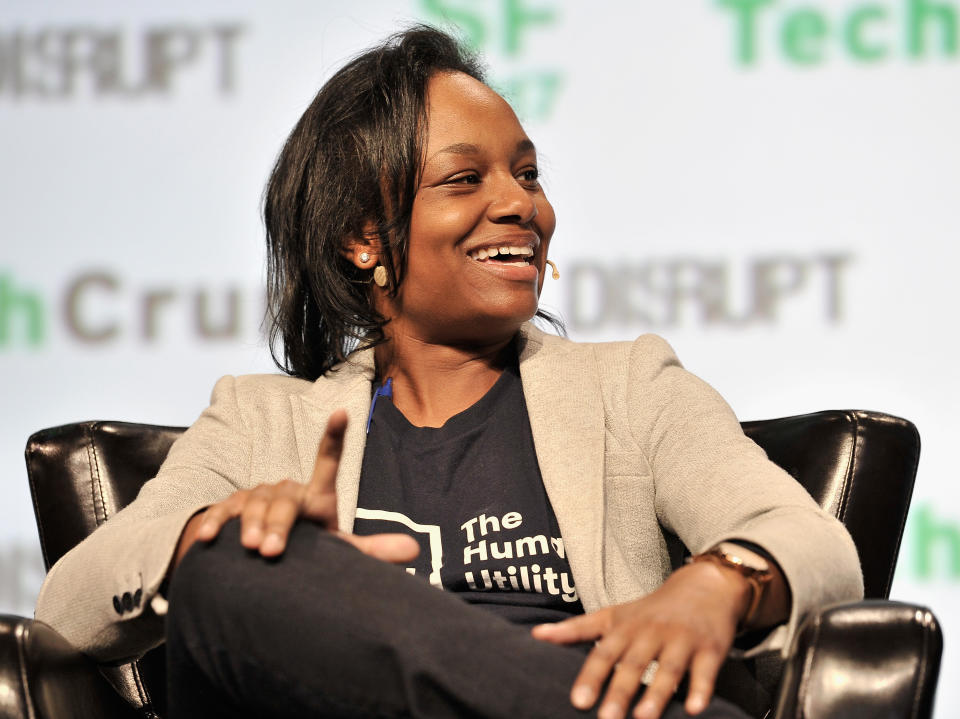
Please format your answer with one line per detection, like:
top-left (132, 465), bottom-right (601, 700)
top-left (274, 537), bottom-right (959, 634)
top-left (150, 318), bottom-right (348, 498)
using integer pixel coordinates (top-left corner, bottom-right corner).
top-left (436, 142), bottom-right (481, 157)
top-left (515, 138), bottom-right (535, 155)
top-left (430, 139), bottom-right (537, 161)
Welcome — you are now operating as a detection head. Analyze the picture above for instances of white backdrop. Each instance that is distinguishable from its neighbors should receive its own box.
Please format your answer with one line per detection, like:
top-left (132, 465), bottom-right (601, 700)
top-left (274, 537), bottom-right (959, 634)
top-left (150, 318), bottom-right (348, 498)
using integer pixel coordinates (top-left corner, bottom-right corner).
top-left (2, 0), bottom-right (958, 715)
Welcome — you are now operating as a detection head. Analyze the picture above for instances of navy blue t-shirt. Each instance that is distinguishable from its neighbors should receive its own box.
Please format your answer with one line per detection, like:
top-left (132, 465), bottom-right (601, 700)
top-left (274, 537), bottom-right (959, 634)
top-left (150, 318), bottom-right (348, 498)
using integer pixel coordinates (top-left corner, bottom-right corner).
top-left (353, 361), bottom-right (585, 627)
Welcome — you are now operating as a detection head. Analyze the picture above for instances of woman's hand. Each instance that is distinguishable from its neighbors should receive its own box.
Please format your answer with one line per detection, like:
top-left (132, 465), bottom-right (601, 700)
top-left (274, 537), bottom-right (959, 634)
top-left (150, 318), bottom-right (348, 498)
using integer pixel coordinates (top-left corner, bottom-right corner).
top-left (531, 561), bottom-right (754, 719)
top-left (173, 410), bottom-right (420, 568)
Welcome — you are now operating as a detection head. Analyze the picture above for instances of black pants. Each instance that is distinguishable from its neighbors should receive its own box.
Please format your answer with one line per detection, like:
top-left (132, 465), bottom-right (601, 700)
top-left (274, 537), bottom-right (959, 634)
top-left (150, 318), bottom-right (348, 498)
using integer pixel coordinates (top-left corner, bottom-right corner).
top-left (166, 519), bottom-right (753, 719)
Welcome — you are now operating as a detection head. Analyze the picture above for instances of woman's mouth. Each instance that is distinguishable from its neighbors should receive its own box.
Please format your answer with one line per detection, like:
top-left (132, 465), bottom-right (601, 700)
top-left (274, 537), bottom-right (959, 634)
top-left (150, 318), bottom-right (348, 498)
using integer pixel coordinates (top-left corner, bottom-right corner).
top-left (467, 245), bottom-right (534, 267)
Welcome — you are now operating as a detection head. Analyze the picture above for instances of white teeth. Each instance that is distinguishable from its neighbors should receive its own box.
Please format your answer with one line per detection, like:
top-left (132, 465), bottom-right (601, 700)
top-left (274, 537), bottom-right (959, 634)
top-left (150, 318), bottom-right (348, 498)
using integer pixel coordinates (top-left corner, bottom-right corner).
top-left (468, 245), bottom-right (535, 261)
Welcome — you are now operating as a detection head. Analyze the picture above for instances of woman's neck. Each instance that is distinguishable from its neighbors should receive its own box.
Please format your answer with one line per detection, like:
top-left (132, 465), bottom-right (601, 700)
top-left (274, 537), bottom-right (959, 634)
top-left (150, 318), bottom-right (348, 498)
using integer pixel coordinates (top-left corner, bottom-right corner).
top-left (374, 330), bottom-right (515, 428)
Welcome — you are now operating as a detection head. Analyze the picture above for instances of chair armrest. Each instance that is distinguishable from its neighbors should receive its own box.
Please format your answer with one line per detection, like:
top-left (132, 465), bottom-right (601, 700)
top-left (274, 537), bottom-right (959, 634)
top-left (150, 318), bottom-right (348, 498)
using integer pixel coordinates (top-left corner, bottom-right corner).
top-left (773, 600), bottom-right (942, 719)
top-left (0, 615), bottom-right (140, 719)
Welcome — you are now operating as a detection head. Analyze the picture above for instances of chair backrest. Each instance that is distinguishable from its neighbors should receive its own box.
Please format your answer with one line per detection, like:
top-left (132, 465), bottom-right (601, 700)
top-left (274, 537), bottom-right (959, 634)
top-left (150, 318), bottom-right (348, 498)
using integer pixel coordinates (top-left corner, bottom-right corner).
top-left (24, 409), bottom-right (920, 716)
top-left (26, 421), bottom-right (184, 719)
top-left (740, 410), bottom-right (919, 600)
top-left (26, 422), bottom-right (184, 572)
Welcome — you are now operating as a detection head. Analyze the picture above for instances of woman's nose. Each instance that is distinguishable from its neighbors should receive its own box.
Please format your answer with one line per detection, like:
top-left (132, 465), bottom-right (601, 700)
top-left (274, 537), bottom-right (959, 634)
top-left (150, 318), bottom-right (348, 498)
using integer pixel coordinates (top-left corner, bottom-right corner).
top-left (487, 175), bottom-right (538, 225)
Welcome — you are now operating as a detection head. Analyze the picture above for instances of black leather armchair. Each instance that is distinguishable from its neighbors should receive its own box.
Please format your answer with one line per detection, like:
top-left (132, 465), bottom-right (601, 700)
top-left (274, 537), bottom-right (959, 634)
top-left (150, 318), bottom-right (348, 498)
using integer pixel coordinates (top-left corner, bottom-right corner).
top-left (0, 410), bottom-right (943, 719)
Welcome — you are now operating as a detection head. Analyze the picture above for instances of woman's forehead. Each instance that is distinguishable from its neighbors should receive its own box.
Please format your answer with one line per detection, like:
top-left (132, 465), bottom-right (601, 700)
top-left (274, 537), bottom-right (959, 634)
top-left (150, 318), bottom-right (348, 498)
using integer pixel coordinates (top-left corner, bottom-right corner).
top-left (426, 71), bottom-right (500, 108)
top-left (424, 72), bottom-right (529, 154)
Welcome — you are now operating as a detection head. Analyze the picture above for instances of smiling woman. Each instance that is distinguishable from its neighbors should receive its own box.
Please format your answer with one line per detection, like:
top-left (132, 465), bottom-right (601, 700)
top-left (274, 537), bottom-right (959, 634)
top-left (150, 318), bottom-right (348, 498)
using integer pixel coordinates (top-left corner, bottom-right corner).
top-left (363, 71), bottom-right (558, 405)
top-left (33, 25), bottom-right (863, 719)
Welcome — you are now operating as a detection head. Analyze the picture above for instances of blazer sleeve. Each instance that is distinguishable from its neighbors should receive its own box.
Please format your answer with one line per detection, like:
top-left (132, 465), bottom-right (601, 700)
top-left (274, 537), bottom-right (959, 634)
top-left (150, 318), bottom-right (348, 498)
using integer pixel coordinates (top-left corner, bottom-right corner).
top-left (626, 334), bottom-right (864, 657)
top-left (34, 375), bottom-right (253, 663)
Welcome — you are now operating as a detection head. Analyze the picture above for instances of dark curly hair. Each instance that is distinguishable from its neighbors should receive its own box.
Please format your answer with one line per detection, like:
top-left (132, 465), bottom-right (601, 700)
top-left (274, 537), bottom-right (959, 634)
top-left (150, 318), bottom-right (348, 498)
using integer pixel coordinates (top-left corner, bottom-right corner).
top-left (264, 25), bottom-right (558, 381)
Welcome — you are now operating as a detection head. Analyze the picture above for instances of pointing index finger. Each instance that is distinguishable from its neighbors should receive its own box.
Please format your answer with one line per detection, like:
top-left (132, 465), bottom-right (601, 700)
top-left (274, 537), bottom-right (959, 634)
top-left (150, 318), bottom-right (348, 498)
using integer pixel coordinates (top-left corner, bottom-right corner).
top-left (303, 409), bottom-right (348, 529)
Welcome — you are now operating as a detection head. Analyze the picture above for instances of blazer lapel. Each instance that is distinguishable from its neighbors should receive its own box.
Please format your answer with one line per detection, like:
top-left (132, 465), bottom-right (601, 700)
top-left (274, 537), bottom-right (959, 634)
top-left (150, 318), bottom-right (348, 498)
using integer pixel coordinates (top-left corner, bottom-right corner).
top-left (290, 349), bottom-right (375, 533)
top-left (518, 325), bottom-right (610, 611)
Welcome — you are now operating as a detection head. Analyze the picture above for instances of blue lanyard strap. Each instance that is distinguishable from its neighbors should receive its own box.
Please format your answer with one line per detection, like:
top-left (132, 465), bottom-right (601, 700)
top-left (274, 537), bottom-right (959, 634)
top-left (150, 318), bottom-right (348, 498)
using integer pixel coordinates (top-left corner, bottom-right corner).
top-left (366, 377), bottom-right (393, 433)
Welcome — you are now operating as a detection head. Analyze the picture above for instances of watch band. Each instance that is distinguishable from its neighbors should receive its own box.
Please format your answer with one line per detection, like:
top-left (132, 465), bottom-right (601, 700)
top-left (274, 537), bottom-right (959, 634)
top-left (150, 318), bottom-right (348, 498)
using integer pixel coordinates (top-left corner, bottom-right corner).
top-left (690, 543), bottom-right (773, 630)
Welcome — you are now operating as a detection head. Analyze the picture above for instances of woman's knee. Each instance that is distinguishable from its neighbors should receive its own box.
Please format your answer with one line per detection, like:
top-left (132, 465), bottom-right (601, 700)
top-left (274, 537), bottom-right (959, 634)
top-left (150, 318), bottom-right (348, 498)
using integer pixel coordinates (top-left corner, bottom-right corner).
top-left (167, 518), bottom-right (354, 628)
top-left (168, 518), bottom-right (245, 615)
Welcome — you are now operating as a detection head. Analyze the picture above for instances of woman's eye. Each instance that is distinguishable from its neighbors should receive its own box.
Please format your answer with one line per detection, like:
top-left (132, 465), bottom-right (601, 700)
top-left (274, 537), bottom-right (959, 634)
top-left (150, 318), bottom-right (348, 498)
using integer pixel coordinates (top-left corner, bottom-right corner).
top-left (450, 173), bottom-right (480, 185)
top-left (520, 168), bottom-right (540, 183)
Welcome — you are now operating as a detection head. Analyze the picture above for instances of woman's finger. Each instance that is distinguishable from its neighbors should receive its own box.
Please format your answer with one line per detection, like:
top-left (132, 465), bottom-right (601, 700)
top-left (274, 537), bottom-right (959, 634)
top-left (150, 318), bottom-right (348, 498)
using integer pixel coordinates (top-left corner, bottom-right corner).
top-left (259, 480), bottom-right (307, 556)
top-left (239, 486), bottom-right (275, 548)
top-left (303, 409), bottom-right (348, 528)
top-left (344, 532), bottom-right (421, 563)
top-left (683, 644), bottom-right (726, 715)
top-left (195, 490), bottom-right (249, 541)
top-left (569, 627), bottom-right (630, 711)
top-left (631, 640), bottom-right (693, 719)
top-left (596, 634), bottom-right (661, 719)
top-left (531, 608), bottom-right (608, 644)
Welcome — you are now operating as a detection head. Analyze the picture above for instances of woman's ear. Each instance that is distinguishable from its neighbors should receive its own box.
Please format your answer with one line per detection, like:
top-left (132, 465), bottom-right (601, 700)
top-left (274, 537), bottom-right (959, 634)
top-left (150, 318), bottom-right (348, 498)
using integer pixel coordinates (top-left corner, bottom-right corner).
top-left (342, 222), bottom-right (381, 270)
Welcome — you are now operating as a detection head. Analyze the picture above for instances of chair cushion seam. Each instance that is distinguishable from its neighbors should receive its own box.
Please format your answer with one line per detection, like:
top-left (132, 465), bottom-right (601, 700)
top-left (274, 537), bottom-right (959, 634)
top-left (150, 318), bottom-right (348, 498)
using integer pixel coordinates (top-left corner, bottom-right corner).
top-left (85, 423), bottom-right (109, 526)
top-left (835, 412), bottom-right (859, 524)
top-left (131, 659), bottom-right (152, 708)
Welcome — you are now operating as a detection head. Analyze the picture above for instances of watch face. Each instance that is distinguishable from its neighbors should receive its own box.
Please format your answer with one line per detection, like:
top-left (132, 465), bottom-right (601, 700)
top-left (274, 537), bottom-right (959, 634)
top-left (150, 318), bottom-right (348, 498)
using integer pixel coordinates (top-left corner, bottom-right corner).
top-left (716, 542), bottom-right (771, 574)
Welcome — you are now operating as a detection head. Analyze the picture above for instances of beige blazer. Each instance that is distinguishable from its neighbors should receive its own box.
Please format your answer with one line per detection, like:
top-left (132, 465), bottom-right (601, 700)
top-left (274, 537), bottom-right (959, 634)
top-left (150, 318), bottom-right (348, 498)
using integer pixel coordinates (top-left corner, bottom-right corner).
top-left (35, 324), bottom-right (863, 663)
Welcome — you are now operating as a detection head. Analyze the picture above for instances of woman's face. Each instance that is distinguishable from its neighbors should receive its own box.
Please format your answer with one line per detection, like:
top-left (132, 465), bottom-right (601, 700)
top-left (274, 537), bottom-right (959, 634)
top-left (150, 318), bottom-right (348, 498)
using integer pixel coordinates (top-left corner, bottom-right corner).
top-left (381, 71), bottom-right (556, 346)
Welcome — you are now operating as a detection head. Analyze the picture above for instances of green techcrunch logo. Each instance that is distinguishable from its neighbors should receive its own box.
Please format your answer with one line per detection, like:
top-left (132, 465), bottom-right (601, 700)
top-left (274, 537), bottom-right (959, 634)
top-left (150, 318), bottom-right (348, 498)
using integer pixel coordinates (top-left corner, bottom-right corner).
top-left (0, 273), bottom-right (43, 346)
top-left (717, 0), bottom-right (959, 65)
top-left (908, 504), bottom-right (960, 580)
top-left (418, 0), bottom-right (564, 123)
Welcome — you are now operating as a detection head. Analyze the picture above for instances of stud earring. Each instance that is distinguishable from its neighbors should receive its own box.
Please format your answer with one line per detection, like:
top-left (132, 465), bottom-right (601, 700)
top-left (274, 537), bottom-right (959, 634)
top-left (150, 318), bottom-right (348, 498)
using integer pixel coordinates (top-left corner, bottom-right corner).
top-left (546, 259), bottom-right (560, 280)
top-left (373, 265), bottom-right (388, 287)
top-left (359, 252), bottom-right (370, 264)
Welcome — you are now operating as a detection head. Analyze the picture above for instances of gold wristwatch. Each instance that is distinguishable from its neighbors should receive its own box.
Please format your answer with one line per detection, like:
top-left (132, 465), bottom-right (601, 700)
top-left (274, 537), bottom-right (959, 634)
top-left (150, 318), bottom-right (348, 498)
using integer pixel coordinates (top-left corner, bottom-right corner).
top-left (691, 541), bottom-right (773, 631)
